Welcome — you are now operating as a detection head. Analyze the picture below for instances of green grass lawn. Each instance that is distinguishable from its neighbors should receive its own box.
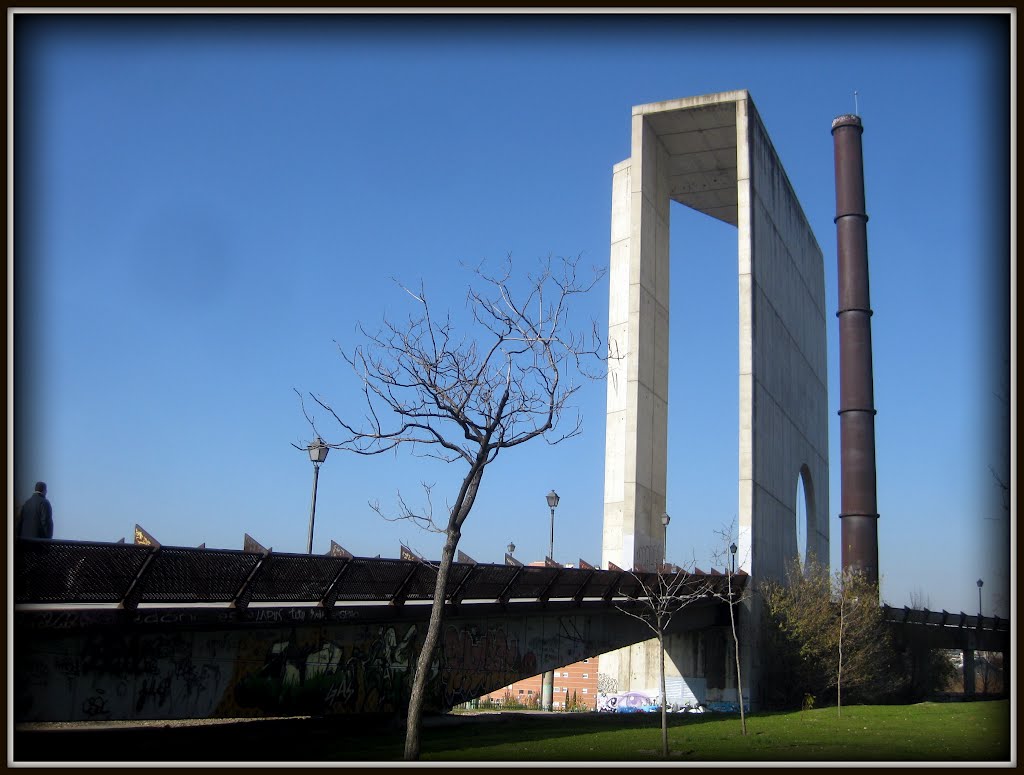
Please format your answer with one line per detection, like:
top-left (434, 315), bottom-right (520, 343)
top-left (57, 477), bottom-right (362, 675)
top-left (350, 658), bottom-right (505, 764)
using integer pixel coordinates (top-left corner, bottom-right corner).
top-left (14, 700), bottom-right (1011, 763)
top-left (376, 701), bottom-right (1010, 762)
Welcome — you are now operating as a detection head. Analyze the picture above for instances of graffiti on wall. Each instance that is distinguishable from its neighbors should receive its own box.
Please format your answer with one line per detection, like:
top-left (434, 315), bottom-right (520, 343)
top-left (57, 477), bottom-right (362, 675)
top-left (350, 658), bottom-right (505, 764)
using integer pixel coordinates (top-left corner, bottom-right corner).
top-left (441, 624), bottom-right (536, 706)
top-left (596, 690), bottom-right (660, 713)
top-left (233, 624), bottom-right (431, 715)
top-left (15, 630), bottom-right (233, 721)
top-left (16, 613), bottom-right (597, 722)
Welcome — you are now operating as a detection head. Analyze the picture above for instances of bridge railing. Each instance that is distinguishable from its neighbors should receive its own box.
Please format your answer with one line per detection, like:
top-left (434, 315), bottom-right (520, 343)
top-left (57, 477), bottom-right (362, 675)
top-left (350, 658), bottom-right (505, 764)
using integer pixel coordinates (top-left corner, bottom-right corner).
top-left (881, 604), bottom-right (1008, 635)
top-left (14, 538), bottom-right (744, 611)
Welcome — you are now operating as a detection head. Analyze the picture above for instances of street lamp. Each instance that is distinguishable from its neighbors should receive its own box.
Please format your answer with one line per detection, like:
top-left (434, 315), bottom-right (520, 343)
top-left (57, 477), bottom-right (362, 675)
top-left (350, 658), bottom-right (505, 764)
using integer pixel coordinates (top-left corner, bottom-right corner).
top-left (546, 490), bottom-right (560, 562)
top-left (661, 512), bottom-right (671, 566)
top-left (977, 578), bottom-right (984, 617)
top-left (730, 542), bottom-right (738, 575)
top-left (541, 492), bottom-right (559, 713)
top-left (306, 436), bottom-right (329, 554)
top-left (507, 541), bottom-right (516, 556)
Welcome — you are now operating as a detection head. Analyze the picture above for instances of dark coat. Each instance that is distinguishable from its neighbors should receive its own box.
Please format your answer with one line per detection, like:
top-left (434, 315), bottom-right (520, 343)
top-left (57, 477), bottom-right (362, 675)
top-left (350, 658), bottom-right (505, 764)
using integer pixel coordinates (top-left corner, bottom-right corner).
top-left (18, 492), bottom-right (53, 539)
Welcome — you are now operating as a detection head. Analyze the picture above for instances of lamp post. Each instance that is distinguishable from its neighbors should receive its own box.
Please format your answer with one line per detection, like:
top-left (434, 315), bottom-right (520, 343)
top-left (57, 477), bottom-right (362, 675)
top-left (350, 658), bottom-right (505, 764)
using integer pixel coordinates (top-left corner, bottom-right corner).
top-left (507, 541), bottom-right (516, 556)
top-left (977, 578), bottom-right (984, 617)
top-left (546, 490), bottom-right (560, 563)
top-left (542, 490), bottom-right (559, 712)
top-left (306, 436), bottom-right (329, 554)
top-left (661, 512), bottom-right (671, 566)
top-left (730, 542), bottom-right (738, 576)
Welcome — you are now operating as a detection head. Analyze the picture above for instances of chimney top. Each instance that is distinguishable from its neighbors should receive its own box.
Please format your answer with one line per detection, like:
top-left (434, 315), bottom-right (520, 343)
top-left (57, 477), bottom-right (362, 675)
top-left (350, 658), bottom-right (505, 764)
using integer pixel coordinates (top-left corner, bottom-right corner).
top-left (831, 114), bottom-right (863, 133)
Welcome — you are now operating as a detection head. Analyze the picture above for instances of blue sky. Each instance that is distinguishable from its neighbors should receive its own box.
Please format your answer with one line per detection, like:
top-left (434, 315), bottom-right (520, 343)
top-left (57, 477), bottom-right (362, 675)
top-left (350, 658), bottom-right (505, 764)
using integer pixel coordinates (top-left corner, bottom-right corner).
top-left (12, 12), bottom-right (1012, 617)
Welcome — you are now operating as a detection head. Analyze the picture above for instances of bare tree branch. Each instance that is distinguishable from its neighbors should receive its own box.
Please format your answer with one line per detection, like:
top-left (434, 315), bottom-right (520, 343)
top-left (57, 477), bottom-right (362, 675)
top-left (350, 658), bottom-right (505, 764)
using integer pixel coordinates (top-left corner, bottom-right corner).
top-left (710, 523), bottom-right (751, 735)
top-left (615, 567), bottom-right (712, 758)
top-left (295, 254), bottom-right (605, 760)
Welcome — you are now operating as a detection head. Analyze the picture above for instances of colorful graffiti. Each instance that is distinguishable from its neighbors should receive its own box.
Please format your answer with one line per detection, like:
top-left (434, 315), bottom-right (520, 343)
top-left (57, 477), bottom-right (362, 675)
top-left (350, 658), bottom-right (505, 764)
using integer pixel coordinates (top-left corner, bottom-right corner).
top-left (597, 690), bottom-right (659, 713)
top-left (595, 689), bottom-right (741, 713)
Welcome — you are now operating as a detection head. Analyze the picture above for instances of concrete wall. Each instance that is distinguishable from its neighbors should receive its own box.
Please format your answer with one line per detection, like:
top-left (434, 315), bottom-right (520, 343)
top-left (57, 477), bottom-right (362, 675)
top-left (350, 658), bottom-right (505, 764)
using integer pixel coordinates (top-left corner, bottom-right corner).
top-left (14, 603), bottom-right (710, 723)
top-left (742, 98), bottom-right (829, 585)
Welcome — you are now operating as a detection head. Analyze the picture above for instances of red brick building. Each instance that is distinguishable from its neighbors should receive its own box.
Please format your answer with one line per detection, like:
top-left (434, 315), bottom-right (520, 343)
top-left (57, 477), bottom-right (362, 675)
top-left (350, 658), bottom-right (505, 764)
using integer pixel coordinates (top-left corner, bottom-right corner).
top-left (478, 656), bottom-right (599, 710)
top-left (476, 562), bottom-right (600, 710)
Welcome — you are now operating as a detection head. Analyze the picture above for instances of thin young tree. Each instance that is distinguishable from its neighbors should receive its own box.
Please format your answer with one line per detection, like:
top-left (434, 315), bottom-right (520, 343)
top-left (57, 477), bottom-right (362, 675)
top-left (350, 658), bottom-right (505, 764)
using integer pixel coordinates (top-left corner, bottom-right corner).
top-left (615, 566), bottom-right (711, 759)
top-left (762, 559), bottom-right (893, 716)
top-left (297, 255), bottom-right (604, 760)
top-left (711, 527), bottom-right (751, 735)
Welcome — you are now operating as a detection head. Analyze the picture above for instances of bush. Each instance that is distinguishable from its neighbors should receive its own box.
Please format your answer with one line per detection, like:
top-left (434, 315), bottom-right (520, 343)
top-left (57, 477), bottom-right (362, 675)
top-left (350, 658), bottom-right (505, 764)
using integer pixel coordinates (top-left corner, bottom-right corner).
top-left (761, 560), bottom-right (902, 709)
top-left (563, 690), bottom-right (587, 712)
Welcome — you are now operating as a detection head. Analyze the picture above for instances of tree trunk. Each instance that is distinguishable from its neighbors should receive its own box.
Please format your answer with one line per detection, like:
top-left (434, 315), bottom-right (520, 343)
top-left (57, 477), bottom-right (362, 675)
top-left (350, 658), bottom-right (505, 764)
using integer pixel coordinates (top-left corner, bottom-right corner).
top-left (403, 526), bottom-right (460, 760)
top-left (837, 596), bottom-right (844, 718)
top-left (659, 631), bottom-right (668, 759)
top-left (728, 581), bottom-right (746, 735)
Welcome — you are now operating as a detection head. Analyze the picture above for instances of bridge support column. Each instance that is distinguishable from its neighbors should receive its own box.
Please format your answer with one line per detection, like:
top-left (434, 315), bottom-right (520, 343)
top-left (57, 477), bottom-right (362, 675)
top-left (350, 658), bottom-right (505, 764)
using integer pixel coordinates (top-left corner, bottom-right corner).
top-left (541, 670), bottom-right (554, 711)
top-left (963, 648), bottom-right (975, 696)
top-left (1003, 648), bottom-right (1010, 697)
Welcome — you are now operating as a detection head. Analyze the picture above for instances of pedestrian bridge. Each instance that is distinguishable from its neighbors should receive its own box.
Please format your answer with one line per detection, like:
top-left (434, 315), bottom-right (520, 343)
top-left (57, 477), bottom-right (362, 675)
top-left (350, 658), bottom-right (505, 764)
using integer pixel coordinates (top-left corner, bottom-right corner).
top-left (14, 539), bottom-right (1007, 722)
top-left (14, 538), bottom-right (740, 722)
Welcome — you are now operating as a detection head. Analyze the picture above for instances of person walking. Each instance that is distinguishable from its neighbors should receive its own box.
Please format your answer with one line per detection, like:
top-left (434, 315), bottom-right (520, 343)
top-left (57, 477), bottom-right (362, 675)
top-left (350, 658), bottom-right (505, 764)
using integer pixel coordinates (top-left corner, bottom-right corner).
top-left (17, 482), bottom-right (53, 539)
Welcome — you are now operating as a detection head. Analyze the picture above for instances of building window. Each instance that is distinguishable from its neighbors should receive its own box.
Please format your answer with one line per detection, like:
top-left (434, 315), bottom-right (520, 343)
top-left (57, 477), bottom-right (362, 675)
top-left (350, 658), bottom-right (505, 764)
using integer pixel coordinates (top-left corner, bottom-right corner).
top-left (562, 672), bottom-right (569, 678)
top-left (554, 686), bottom-right (560, 692)
top-left (518, 689), bottom-right (524, 695)
top-left (583, 658), bottom-right (590, 663)
top-left (582, 688), bottom-right (588, 693)
top-left (582, 673), bottom-right (589, 678)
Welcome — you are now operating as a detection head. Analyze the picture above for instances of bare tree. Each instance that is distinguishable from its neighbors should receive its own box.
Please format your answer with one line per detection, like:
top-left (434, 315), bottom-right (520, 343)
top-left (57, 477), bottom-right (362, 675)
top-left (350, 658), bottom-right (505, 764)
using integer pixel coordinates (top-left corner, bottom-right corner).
top-left (297, 255), bottom-right (604, 760)
top-left (711, 527), bottom-right (751, 735)
top-left (615, 567), bottom-right (711, 759)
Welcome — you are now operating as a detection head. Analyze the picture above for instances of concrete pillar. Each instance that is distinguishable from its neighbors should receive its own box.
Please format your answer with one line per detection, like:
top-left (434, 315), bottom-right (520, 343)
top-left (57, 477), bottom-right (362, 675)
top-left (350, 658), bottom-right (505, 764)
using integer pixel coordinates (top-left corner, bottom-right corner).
top-left (601, 116), bottom-right (671, 575)
top-left (1003, 649), bottom-right (1010, 697)
top-left (963, 648), bottom-right (975, 696)
top-left (541, 670), bottom-right (554, 711)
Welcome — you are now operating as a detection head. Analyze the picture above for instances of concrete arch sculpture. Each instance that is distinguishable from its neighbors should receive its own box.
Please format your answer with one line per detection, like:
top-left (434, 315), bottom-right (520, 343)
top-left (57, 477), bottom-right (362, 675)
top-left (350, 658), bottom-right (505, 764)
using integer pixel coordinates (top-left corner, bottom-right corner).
top-left (599, 91), bottom-right (830, 707)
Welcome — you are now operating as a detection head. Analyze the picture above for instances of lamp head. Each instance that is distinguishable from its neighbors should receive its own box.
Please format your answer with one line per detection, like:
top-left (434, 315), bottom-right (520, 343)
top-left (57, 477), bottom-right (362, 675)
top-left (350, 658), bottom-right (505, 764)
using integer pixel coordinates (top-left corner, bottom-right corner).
top-left (507, 542), bottom-right (515, 555)
top-left (308, 436), bottom-right (329, 464)
top-left (661, 512), bottom-right (670, 527)
top-left (546, 490), bottom-right (560, 509)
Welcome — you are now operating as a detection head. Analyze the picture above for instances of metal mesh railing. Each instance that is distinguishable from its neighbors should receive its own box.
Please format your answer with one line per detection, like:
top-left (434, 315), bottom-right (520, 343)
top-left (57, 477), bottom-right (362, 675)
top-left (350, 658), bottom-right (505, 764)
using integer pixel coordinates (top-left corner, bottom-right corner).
top-left (135, 548), bottom-right (261, 603)
top-left (505, 566), bottom-right (560, 598)
top-left (14, 540), bottom-right (150, 603)
top-left (327, 557), bottom-right (416, 601)
top-left (14, 539), bottom-right (750, 610)
top-left (453, 564), bottom-right (518, 600)
top-left (248, 555), bottom-right (348, 603)
top-left (544, 567), bottom-right (597, 599)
